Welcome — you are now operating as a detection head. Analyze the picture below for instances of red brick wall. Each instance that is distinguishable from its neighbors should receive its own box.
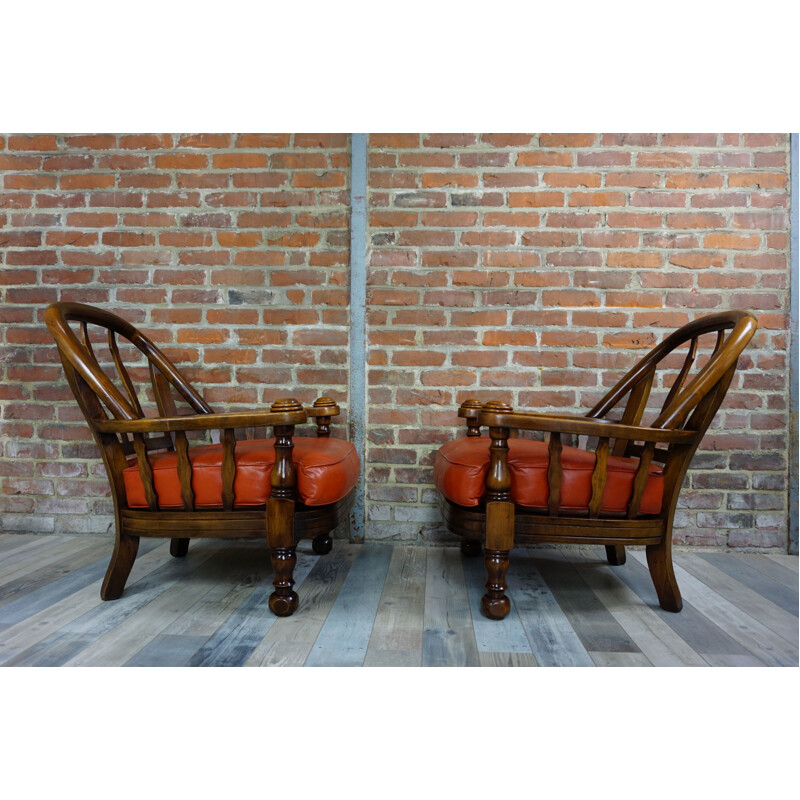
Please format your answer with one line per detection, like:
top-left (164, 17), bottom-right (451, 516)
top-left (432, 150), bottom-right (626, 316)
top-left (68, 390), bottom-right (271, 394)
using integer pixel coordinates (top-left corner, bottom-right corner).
top-left (0, 132), bottom-right (792, 549)
top-left (365, 133), bottom-right (791, 548)
top-left (0, 133), bottom-right (351, 534)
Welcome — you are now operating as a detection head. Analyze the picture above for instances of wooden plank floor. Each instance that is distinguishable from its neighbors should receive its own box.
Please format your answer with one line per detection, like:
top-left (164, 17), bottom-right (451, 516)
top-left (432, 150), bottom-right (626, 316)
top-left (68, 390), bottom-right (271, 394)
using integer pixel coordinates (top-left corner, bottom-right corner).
top-left (0, 534), bottom-right (796, 667)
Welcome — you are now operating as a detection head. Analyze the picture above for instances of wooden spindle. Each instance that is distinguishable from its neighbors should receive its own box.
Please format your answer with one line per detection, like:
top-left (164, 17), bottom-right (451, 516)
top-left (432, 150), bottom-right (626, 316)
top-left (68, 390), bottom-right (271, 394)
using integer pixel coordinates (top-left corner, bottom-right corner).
top-left (132, 433), bottom-right (158, 511)
top-left (547, 431), bottom-right (562, 516)
top-left (221, 428), bottom-right (236, 511)
top-left (627, 441), bottom-right (656, 519)
top-left (588, 436), bottom-right (610, 518)
top-left (174, 429), bottom-right (194, 511)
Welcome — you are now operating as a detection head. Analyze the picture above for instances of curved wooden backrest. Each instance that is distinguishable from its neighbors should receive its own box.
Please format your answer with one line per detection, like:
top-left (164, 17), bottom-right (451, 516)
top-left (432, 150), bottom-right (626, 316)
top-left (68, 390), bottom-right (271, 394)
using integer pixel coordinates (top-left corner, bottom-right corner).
top-left (44, 301), bottom-right (212, 425)
top-left (589, 310), bottom-right (758, 441)
top-left (463, 312), bottom-right (759, 524)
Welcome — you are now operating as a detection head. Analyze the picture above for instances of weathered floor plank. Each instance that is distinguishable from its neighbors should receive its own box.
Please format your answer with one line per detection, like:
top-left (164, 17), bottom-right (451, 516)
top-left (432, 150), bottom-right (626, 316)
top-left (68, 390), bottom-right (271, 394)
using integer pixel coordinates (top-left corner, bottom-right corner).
top-left (1, 536), bottom-right (797, 668)
top-left (0, 537), bottom-right (110, 606)
top-left (695, 553), bottom-right (799, 617)
top-left (590, 651), bottom-right (654, 667)
top-left (364, 545), bottom-right (427, 666)
top-left (65, 544), bottom-right (240, 666)
top-left (765, 554), bottom-right (799, 572)
top-left (462, 552), bottom-right (532, 655)
top-left (10, 543), bottom-right (225, 667)
top-left (611, 549), bottom-right (769, 666)
top-left (478, 651), bottom-right (538, 667)
top-left (160, 542), bottom-right (274, 639)
top-left (676, 553), bottom-right (798, 644)
top-left (532, 548), bottom-right (642, 654)
top-left (629, 550), bottom-right (797, 667)
top-left (0, 536), bottom-right (96, 587)
top-left (0, 539), bottom-right (161, 626)
top-left (569, 549), bottom-right (708, 667)
top-left (305, 544), bottom-right (393, 667)
top-left (0, 534), bottom-right (52, 557)
top-left (188, 551), bottom-right (317, 667)
top-left (507, 549), bottom-right (594, 667)
top-left (422, 547), bottom-right (480, 667)
top-left (245, 545), bottom-right (356, 667)
top-left (0, 542), bottom-right (171, 665)
top-left (745, 554), bottom-right (800, 591)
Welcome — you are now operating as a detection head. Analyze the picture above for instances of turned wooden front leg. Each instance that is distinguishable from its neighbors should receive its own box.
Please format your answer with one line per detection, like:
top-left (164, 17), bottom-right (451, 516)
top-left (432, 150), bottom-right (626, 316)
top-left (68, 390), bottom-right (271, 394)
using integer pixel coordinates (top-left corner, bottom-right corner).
top-left (269, 546), bottom-right (298, 617)
top-left (481, 402), bottom-right (514, 621)
top-left (267, 398), bottom-right (301, 617)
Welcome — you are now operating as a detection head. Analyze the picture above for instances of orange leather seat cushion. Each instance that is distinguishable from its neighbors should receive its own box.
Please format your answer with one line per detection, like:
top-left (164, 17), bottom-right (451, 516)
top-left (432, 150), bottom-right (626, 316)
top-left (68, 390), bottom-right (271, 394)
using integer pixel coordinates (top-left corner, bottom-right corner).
top-left (124, 437), bottom-right (360, 509)
top-left (434, 436), bottom-right (663, 515)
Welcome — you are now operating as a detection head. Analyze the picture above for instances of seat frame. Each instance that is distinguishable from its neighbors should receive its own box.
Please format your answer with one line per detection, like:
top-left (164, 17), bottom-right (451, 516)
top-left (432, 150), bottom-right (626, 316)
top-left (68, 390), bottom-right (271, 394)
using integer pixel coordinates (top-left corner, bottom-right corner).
top-left (438, 310), bottom-right (758, 620)
top-left (45, 301), bottom-right (355, 617)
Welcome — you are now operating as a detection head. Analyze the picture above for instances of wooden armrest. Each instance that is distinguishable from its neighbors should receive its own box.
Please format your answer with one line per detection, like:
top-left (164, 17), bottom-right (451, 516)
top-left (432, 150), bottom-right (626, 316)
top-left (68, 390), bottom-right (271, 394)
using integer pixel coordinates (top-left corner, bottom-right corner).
top-left (477, 408), bottom-right (696, 445)
top-left (95, 407), bottom-right (307, 434)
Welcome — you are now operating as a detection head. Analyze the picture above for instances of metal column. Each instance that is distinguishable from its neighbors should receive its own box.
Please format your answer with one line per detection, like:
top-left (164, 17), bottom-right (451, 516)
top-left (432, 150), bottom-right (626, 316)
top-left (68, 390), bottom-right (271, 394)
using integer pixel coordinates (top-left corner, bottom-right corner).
top-left (348, 133), bottom-right (368, 542)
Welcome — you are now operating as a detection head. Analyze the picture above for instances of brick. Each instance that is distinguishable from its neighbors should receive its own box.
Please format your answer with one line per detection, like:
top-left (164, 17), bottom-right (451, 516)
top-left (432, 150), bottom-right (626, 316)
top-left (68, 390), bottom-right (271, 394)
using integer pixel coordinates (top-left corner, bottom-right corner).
top-left (423, 134), bottom-right (477, 147)
top-left (542, 172), bottom-right (601, 188)
top-left (120, 134), bottom-right (173, 149)
top-left (704, 232), bottom-right (760, 250)
top-left (177, 133), bottom-right (232, 148)
top-left (669, 252), bottom-right (726, 269)
top-left (212, 153), bottom-right (268, 169)
top-left (235, 134), bottom-right (291, 148)
top-left (539, 133), bottom-right (597, 147)
top-left (508, 191), bottom-right (565, 207)
top-left (568, 191), bottom-right (626, 207)
top-left (421, 172), bottom-right (478, 188)
top-left (606, 251), bottom-right (663, 268)
top-left (481, 134), bottom-right (533, 147)
top-left (371, 134), bottom-right (421, 149)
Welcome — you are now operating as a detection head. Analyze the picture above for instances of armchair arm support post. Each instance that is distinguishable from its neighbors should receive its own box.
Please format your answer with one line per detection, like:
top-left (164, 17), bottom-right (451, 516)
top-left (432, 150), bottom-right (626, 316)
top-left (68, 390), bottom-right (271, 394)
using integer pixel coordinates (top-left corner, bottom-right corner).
top-left (267, 398), bottom-right (302, 617)
top-left (482, 401), bottom-right (514, 621)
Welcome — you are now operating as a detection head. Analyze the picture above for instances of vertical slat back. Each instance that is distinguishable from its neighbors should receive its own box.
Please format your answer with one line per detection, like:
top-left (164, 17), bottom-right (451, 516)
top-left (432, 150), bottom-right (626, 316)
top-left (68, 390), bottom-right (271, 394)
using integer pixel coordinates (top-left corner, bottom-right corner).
top-left (80, 321), bottom-right (100, 368)
top-left (132, 433), bottom-right (158, 511)
top-left (547, 431), bottom-right (562, 516)
top-left (661, 336), bottom-right (698, 416)
top-left (108, 330), bottom-right (143, 418)
top-left (627, 442), bottom-right (655, 518)
top-left (588, 436), bottom-right (610, 518)
top-left (221, 428), bottom-right (237, 511)
top-left (612, 365), bottom-right (655, 457)
top-left (150, 361), bottom-right (178, 417)
top-left (174, 430), bottom-right (195, 511)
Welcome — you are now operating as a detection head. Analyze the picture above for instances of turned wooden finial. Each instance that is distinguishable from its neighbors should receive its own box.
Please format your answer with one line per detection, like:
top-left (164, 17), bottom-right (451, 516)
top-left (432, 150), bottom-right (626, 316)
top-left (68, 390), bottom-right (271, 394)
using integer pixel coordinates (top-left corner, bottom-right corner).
top-left (270, 398), bottom-right (303, 414)
top-left (459, 398), bottom-right (483, 437)
top-left (482, 400), bottom-right (513, 414)
top-left (312, 396), bottom-right (335, 438)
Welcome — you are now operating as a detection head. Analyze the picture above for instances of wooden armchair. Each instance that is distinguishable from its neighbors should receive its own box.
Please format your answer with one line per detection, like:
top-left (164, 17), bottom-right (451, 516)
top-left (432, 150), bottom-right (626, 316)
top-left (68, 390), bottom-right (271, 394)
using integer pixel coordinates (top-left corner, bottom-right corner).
top-left (44, 302), bottom-right (359, 617)
top-left (434, 311), bottom-right (758, 620)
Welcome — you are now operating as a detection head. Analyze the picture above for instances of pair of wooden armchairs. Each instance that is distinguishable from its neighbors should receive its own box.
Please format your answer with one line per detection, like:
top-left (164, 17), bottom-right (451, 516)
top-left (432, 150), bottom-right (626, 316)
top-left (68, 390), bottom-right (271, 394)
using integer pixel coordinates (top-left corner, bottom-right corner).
top-left (46, 302), bottom-right (757, 621)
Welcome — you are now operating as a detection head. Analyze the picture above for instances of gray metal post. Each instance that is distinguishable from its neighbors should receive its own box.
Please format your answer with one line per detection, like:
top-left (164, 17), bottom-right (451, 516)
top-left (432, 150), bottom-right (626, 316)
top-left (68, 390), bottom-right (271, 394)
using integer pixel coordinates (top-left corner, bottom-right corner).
top-left (348, 133), bottom-right (367, 542)
top-left (789, 133), bottom-right (798, 555)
